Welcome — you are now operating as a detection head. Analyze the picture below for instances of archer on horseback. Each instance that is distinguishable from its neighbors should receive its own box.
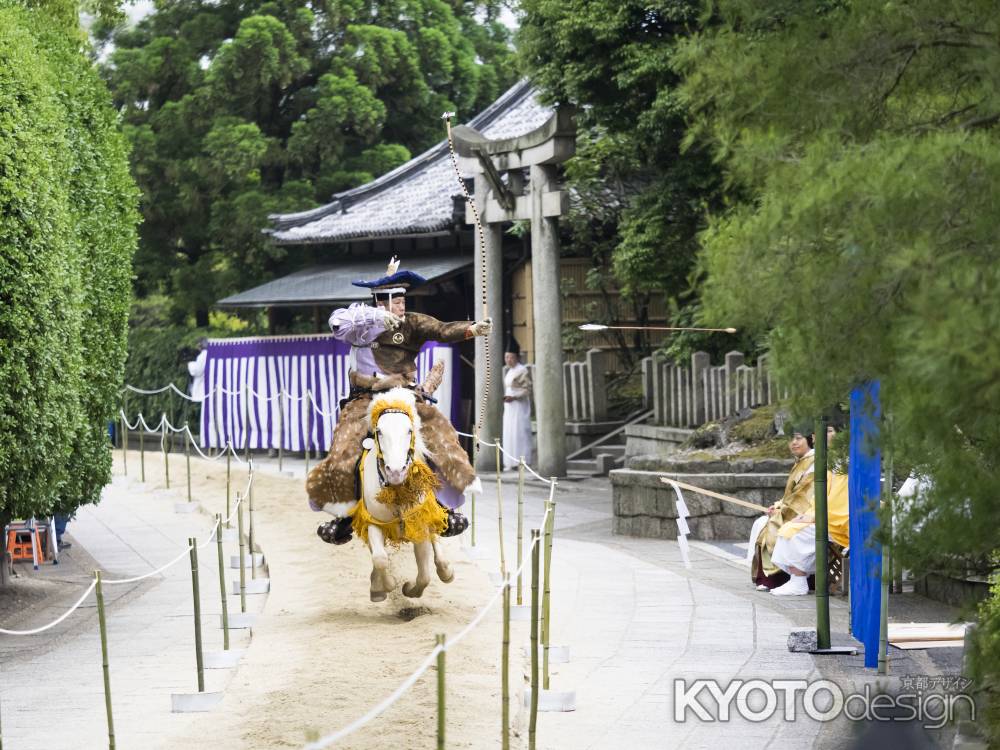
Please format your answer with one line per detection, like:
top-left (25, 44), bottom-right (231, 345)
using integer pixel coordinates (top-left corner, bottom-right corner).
top-left (306, 256), bottom-right (491, 544)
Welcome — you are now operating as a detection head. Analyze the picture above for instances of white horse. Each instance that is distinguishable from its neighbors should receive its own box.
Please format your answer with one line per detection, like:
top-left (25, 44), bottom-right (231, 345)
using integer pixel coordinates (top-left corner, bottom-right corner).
top-left (329, 386), bottom-right (474, 602)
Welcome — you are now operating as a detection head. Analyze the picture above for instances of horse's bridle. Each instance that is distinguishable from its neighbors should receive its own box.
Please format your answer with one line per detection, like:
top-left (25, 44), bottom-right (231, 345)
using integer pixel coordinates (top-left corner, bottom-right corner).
top-left (372, 409), bottom-right (417, 487)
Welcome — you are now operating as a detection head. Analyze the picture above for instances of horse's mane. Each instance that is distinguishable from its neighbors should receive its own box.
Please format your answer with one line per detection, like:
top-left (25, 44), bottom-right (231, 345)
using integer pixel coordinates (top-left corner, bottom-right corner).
top-left (367, 387), bottom-right (430, 459)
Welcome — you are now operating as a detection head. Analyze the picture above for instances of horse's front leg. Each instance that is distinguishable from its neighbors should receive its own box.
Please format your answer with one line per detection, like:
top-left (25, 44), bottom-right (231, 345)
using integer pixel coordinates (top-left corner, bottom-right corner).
top-left (368, 526), bottom-right (396, 602)
top-left (402, 540), bottom-right (433, 598)
top-left (431, 536), bottom-right (454, 583)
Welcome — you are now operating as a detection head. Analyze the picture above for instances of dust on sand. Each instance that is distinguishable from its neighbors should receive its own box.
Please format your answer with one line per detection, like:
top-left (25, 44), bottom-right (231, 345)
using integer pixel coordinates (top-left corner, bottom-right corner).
top-left (131, 450), bottom-right (525, 749)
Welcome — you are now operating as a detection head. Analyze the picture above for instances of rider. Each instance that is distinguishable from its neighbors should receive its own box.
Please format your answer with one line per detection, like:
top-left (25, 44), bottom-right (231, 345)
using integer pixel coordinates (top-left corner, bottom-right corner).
top-left (307, 257), bottom-right (491, 544)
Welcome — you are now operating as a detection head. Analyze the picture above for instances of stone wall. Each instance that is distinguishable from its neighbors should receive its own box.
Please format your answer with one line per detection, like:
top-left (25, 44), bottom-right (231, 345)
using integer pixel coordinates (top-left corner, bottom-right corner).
top-left (610, 459), bottom-right (793, 540)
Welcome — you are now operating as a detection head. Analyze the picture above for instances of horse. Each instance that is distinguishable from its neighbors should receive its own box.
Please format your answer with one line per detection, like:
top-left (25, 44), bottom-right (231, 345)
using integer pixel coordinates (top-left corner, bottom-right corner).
top-left (331, 385), bottom-right (465, 602)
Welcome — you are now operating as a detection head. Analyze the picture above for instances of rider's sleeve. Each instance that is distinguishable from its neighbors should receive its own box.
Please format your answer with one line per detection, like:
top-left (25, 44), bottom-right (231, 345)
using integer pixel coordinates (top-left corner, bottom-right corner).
top-left (408, 312), bottom-right (471, 344)
top-left (329, 303), bottom-right (386, 346)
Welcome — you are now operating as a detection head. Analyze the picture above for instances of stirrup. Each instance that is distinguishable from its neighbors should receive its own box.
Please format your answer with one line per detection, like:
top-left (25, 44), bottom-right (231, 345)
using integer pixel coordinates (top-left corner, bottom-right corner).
top-left (317, 516), bottom-right (354, 545)
top-left (440, 509), bottom-right (469, 538)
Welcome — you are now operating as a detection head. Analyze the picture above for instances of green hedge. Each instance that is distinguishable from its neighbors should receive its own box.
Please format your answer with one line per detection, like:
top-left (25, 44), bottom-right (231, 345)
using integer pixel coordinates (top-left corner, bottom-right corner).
top-left (0, 4), bottom-right (138, 524)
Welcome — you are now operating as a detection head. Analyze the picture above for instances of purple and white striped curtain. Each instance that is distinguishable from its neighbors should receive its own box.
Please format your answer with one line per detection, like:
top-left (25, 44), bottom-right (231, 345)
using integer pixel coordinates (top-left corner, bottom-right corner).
top-left (199, 334), bottom-right (461, 451)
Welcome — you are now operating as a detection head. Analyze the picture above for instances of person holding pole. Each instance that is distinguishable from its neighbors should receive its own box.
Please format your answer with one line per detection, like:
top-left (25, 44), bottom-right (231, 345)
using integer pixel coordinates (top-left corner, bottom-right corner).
top-left (747, 422), bottom-right (817, 590)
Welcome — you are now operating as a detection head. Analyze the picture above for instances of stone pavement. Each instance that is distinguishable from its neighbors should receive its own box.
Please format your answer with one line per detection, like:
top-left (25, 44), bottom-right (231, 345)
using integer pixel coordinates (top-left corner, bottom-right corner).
top-left (0, 469), bottom-right (254, 749)
top-left (0, 454), bottom-right (969, 749)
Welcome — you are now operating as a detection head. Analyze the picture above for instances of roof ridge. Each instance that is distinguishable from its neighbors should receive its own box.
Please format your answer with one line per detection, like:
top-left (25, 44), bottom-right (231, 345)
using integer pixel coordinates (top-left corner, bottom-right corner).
top-left (268, 79), bottom-right (536, 231)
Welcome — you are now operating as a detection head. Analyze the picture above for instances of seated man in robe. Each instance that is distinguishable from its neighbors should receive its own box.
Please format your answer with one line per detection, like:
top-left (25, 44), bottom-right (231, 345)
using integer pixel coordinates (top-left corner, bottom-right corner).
top-left (770, 460), bottom-right (849, 597)
top-left (747, 423), bottom-right (816, 590)
top-left (306, 257), bottom-right (491, 544)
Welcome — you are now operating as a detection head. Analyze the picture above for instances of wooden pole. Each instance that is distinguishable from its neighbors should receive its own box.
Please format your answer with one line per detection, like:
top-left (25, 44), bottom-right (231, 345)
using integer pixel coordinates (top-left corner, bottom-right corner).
top-left (305, 390), bottom-right (312, 475)
top-left (658, 476), bottom-right (766, 512)
top-left (277, 389), bottom-right (284, 472)
top-left (237, 492), bottom-right (247, 614)
top-left (495, 439), bottom-right (506, 577)
top-left (188, 539), bottom-right (205, 692)
top-left (139, 419), bottom-right (145, 482)
top-left (502, 576), bottom-right (511, 750)
top-left (121, 412), bottom-right (128, 477)
top-left (185, 423), bottom-right (192, 503)
top-left (471, 425), bottom-right (479, 547)
top-left (529, 530), bottom-right (540, 750)
top-left (436, 634), bottom-right (446, 750)
top-left (215, 514), bottom-right (230, 650)
top-left (242, 383), bottom-right (250, 463)
top-left (163, 419), bottom-right (170, 489)
top-left (542, 482), bottom-right (556, 690)
top-left (248, 461), bottom-right (256, 581)
top-left (95, 571), bottom-right (116, 750)
top-left (517, 458), bottom-right (525, 606)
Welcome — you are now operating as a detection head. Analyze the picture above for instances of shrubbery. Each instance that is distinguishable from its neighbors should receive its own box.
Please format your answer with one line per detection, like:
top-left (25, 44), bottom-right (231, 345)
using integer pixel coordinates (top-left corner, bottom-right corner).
top-left (0, 4), bottom-right (139, 535)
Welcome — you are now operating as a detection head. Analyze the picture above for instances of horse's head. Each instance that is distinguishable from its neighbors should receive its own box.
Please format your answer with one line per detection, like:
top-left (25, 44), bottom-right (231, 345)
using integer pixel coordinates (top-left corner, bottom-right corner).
top-left (367, 388), bottom-right (425, 485)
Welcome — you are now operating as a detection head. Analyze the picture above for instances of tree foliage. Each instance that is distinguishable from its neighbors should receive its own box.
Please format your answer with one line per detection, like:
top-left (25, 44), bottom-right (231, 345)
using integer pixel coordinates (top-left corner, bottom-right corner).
top-left (679, 0), bottom-right (1000, 727)
top-left (100, 0), bottom-right (516, 324)
top-left (0, 1), bottom-right (139, 530)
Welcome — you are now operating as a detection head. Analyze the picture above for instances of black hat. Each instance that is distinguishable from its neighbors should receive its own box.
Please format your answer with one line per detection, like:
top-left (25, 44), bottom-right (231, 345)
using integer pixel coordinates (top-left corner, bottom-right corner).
top-left (505, 334), bottom-right (520, 355)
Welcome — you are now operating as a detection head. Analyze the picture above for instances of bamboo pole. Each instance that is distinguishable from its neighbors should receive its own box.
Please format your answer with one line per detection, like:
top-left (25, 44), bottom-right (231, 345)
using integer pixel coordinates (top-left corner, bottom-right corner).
top-left (248, 460), bottom-right (256, 581)
top-left (95, 571), bottom-right (116, 749)
top-left (121, 413), bottom-right (128, 476)
top-left (502, 575), bottom-right (511, 750)
top-left (242, 382), bottom-right (250, 463)
top-left (139, 420), bottom-right (145, 482)
top-left (225, 447), bottom-right (232, 529)
top-left (471, 425), bottom-right (479, 547)
top-left (495, 439), bottom-right (506, 577)
top-left (277, 389), bottom-right (284, 472)
top-left (658, 476), bottom-right (766, 512)
top-left (188, 539), bottom-right (205, 692)
top-left (542, 482), bottom-right (556, 689)
top-left (436, 634), bottom-right (446, 750)
top-left (237, 492), bottom-right (247, 613)
top-left (516, 458), bottom-right (525, 606)
top-left (216, 514), bottom-right (230, 650)
top-left (304, 390), bottom-right (312, 476)
top-left (163, 419), bottom-right (170, 489)
top-left (814, 416), bottom-right (830, 651)
top-left (529, 530), bottom-right (540, 750)
top-left (185, 423), bottom-right (192, 503)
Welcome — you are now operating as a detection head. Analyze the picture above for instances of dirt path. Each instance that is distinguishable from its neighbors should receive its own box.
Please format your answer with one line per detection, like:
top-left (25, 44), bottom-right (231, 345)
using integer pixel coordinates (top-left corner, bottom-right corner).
top-left (127, 449), bottom-right (522, 749)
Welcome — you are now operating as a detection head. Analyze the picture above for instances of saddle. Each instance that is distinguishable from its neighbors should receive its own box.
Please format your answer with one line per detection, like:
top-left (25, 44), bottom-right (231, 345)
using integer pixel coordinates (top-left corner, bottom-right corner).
top-left (341, 365), bottom-right (442, 409)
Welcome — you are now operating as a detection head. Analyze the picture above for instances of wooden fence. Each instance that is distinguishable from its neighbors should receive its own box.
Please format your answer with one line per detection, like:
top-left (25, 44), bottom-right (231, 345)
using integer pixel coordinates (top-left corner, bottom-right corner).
top-left (641, 351), bottom-right (786, 428)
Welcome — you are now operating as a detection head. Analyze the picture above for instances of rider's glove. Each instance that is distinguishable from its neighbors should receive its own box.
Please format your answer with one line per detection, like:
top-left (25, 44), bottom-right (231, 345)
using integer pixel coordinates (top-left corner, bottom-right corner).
top-left (377, 309), bottom-right (403, 331)
top-left (467, 317), bottom-right (492, 338)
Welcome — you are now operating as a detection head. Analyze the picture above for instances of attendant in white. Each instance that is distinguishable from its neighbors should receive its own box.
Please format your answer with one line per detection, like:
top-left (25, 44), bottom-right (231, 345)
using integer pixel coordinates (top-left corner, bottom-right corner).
top-left (502, 336), bottom-right (533, 470)
top-left (186, 338), bottom-right (208, 401)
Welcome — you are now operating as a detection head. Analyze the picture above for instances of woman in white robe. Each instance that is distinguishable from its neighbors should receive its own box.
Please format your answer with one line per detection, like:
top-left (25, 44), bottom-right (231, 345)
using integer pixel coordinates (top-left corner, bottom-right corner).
top-left (502, 339), bottom-right (533, 470)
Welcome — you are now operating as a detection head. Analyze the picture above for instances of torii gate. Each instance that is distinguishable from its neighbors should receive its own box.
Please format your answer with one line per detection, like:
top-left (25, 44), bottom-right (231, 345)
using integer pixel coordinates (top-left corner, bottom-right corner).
top-left (451, 106), bottom-right (576, 477)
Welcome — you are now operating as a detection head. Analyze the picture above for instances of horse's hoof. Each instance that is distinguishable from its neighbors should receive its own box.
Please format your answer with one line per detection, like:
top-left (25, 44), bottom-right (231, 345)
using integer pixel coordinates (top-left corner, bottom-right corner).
top-left (436, 564), bottom-right (454, 583)
top-left (402, 581), bottom-right (426, 598)
top-left (370, 590), bottom-right (387, 603)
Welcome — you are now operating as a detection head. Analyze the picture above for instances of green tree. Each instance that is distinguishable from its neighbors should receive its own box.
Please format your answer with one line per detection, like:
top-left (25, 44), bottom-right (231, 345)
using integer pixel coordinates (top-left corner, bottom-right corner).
top-left (100, 0), bottom-right (516, 325)
top-left (517, 0), bottom-right (731, 364)
top-left (679, 0), bottom-right (1000, 732)
top-left (0, 0), bottom-right (139, 576)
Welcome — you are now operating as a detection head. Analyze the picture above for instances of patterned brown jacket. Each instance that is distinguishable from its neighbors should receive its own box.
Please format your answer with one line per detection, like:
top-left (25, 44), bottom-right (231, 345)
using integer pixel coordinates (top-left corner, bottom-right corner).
top-left (369, 313), bottom-right (470, 375)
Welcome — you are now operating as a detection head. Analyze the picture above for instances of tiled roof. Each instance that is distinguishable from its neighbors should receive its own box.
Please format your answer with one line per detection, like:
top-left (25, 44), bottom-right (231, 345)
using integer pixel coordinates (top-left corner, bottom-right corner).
top-left (267, 80), bottom-right (553, 245)
top-left (216, 255), bottom-right (473, 307)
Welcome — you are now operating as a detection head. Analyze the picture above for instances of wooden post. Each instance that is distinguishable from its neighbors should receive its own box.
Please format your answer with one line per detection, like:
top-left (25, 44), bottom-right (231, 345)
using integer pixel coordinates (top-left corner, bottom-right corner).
top-left (121, 413), bottom-right (128, 476)
top-left (139, 418), bottom-right (145, 482)
top-left (242, 383), bottom-right (250, 463)
top-left (188, 539), bottom-right (205, 692)
top-left (495, 439), bottom-right (506, 577)
top-left (163, 419), bottom-right (170, 489)
top-left (305, 390), bottom-right (312, 475)
top-left (216, 515), bottom-right (230, 650)
top-left (237, 492), bottom-right (247, 614)
top-left (542, 482), bottom-right (556, 690)
top-left (277, 389), bottom-right (284, 472)
top-left (529, 529), bottom-right (540, 750)
top-left (436, 634), bottom-right (446, 750)
top-left (502, 576), bottom-right (511, 750)
top-left (248, 460), bottom-right (256, 581)
top-left (225, 447), bottom-right (232, 528)
top-left (95, 571), bottom-right (116, 749)
top-left (516, 458), bottom-right (525, 606)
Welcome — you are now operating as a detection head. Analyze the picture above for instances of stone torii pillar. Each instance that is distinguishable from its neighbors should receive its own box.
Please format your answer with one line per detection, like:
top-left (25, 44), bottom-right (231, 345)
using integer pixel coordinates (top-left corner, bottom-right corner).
top-left (452, 107), bottom-right (576, 476)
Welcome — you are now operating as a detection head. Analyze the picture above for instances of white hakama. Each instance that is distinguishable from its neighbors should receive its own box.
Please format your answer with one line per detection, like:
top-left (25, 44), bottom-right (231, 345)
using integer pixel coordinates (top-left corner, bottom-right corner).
top-left (502, 364), bottom-right (533, 469)
top-left (771, 525), bottom-right (818, 574)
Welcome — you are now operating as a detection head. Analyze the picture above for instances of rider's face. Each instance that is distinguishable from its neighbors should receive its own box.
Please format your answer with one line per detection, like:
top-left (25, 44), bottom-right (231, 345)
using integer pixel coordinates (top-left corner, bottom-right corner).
top-left (378, 296), bottom-right (406, 316)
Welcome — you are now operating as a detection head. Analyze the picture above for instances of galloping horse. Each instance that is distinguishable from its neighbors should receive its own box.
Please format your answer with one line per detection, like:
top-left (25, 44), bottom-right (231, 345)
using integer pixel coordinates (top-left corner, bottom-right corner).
top-left (333, 386), bottom-right (458, 602)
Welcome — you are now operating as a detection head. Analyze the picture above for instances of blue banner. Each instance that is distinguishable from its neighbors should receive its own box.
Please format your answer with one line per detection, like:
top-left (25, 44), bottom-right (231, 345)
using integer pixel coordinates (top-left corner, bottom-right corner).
top-left (849, 382), bottom-right (884, 668)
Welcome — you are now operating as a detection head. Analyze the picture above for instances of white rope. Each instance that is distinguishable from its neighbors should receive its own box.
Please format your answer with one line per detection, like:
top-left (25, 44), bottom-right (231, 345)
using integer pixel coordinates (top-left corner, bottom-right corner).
top-left (198, 517), bottom-right (222, 550)
top-left (0, 580), bottom-right (97, 635)
top-left (307, 390), bottom-right (336, 418)
top-left (455, 431), bottom-right (553, 486)
top-left (446, 578), bottom-right (506, 651)
top-left (303, 645), bottom-right (444, 749)
top-left (101, 544), bottom-right (194, 585)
